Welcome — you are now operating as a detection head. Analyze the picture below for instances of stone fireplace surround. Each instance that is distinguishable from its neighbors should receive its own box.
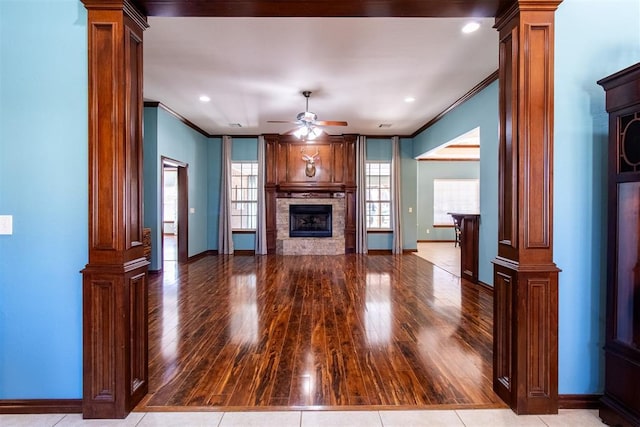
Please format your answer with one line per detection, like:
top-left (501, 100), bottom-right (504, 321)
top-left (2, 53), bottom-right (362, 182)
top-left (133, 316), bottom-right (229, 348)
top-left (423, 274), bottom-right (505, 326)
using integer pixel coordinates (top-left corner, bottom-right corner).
top-left (276, 196), bottom-right (345, 255)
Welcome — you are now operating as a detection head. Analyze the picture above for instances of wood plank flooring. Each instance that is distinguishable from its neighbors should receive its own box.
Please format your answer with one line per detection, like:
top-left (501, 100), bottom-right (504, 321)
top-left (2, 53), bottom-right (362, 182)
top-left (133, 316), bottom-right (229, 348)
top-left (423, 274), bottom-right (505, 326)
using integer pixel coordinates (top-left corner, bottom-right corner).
top-left (140, 254), bottom-right (503, 410)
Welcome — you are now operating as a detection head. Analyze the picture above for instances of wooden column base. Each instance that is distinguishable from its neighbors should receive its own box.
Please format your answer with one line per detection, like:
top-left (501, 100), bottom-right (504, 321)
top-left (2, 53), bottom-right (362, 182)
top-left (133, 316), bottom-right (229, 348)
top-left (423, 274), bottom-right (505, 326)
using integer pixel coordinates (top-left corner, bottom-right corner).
top-left (82, 259), bottom-right (149, 419)
top-left (493, 257), bottom-right (559, 415)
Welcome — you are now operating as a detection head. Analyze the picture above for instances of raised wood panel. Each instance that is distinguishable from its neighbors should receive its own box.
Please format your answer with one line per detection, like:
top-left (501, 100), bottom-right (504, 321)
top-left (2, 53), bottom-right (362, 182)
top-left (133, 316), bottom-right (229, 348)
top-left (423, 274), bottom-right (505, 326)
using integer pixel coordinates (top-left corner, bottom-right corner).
top-left (129, 273), bottom-right (147, 396)
top-left (526, 279), bottom-right (549, 396)
top-left (91, 22), bottom-right (118, 253)
top-left (498, 29), bottom-right (517, 257)
top-left (344, 189), bottom-right (356, 253)
top-left (265, 136), bottom-right (277, 185)
top-left (285, 142), bottom-right (333, 184)
top-left (344, 136), bottom-right (357, 186)
top-left (90, 280), bottom-right (116, 401)
top-left (522, 23), bottom-right (552, 251)
top-left (333, 142), bottom-right (344, 183)
top-left (494, 270), bottom-right (512, 399)
top-left (519, 273), bottom-right (558, 413)
top-left (126, 22), bottom-right (143, 249)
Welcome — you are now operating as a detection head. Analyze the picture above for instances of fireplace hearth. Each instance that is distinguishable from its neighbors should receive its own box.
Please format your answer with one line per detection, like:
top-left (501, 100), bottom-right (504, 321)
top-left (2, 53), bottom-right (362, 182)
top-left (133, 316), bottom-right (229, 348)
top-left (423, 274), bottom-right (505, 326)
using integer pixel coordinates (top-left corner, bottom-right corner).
top-left (289, 204), bottom-right (332, 238)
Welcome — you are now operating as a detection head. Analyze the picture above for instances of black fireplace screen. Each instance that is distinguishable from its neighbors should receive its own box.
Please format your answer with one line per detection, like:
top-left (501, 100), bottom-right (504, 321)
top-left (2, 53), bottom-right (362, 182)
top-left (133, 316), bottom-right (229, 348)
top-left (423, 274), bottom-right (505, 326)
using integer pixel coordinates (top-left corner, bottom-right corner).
top-left (289, 204), bottom-right (332, 238)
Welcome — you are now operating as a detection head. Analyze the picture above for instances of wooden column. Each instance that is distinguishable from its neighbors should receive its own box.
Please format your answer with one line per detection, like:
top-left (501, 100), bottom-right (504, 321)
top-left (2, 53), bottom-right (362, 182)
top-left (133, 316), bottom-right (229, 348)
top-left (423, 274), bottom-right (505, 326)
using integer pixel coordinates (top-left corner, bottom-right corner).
top-left (81, 0), bottom-right (149, 419)
top-left (493, 0), bottom-right (562, 414)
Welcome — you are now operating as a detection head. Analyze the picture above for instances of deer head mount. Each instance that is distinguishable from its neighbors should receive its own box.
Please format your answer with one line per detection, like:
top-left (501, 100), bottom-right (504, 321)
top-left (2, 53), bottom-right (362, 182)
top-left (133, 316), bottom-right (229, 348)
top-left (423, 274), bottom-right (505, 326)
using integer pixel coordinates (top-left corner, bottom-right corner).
top-left (301, 148), bottom-right (320, 177)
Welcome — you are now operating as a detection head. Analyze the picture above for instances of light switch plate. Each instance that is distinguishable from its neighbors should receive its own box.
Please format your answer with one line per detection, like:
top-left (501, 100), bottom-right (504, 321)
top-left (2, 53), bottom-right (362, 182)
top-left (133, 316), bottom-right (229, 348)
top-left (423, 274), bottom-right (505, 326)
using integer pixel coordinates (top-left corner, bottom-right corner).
top-left (0, 215), bottom-right (13, 235)
top-left (189, 208), bottom-right (195, 214)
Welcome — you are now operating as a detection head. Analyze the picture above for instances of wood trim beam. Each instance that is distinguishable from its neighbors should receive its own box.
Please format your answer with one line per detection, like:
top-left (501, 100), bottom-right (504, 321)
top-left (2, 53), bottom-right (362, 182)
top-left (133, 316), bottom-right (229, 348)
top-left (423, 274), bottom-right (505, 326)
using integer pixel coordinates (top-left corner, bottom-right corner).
top-left (134, 0), bottom-right (515, 18)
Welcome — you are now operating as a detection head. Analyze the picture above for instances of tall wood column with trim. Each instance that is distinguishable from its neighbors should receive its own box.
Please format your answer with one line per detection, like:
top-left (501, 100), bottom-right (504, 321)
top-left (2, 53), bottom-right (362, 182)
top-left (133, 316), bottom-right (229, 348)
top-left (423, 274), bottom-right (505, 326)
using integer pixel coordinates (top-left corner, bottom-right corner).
top-left (493, 0), bottom-right (562, 414)
top-left (80, 0), bottom-right (149, 419)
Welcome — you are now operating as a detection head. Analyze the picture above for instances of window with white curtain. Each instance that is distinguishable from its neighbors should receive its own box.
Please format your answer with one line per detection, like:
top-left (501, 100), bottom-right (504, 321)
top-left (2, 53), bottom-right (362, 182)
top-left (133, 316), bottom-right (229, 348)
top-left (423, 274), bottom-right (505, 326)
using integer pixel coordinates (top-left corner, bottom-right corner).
top-left (231, 162), bottom-right (258, 230)
top-left (366, 162), bottom-right (391, 229)
top-left (433, 179), bottom-right (479, 225)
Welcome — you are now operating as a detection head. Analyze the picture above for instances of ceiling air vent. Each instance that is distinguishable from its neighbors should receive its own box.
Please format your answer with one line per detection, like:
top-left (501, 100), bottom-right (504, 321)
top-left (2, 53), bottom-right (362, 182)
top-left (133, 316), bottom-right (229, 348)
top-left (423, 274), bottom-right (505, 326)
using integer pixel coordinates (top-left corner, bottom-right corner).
top-left (378, 123), bottom-right (392, 128)
top-left (229, 123), bottom-right (243, 128)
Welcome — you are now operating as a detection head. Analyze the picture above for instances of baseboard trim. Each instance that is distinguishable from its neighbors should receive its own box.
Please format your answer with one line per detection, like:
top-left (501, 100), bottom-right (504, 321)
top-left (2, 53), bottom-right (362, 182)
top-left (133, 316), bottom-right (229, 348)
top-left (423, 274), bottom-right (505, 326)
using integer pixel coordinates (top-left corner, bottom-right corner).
top-left (0, 399), bottom-right (82, 414)
top-left (558, 394), bottom-right (602, 409)
top-left (367, 249), bottom-right (392, 255)
top-left (477, 280), bottom-right (494, 293)
top-left (403, 249), bottom-right (418, 253)
top-left (234, 250), bottom-right (256, 256)
top-left (188, 250), bottom-right (217, 263)
top-left (417, 239), bottom-right (456, 243)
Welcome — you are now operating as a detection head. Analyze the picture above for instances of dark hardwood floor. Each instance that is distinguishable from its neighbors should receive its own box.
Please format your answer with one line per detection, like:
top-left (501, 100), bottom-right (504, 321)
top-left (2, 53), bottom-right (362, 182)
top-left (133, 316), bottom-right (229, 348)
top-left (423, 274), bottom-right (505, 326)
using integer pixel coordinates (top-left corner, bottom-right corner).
top-left (140, 254), bottom-right (503, 410)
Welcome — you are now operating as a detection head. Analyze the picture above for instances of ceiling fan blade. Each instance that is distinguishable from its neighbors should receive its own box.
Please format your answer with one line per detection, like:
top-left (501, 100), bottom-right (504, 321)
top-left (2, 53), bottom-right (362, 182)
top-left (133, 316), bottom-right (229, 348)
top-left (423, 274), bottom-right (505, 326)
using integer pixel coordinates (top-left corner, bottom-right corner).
top-left (315, 120), bottom-right (348, 126)
top-left (267, 120), bottom-right (298, 124)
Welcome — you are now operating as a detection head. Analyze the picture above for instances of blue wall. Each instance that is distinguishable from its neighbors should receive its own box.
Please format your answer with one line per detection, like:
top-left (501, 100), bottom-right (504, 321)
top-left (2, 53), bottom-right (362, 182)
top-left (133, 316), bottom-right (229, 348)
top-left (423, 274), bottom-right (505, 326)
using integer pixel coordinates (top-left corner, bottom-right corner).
top-left (231, 138), bottom-right (258, 250)
top-left (416, 161), bottom-right (480, 242)
top-left (401, 138), bottom-right (418, 251)
top-left (143, 107), bottom-right (211, 269)
top-left (413, 81), bottom-right (498, 286)
top-left (364, 138), bottom-right (417, 251)
top-left (0, 0), bottom-right (86, 398)
top-left (554, 0), bottom-right (640, 394)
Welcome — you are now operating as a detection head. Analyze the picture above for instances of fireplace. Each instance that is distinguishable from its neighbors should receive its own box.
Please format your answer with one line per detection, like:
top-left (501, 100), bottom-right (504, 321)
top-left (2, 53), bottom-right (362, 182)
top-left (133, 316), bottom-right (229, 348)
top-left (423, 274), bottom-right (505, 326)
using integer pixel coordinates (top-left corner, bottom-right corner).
top-left (289, 204), bottom-right (332, 238)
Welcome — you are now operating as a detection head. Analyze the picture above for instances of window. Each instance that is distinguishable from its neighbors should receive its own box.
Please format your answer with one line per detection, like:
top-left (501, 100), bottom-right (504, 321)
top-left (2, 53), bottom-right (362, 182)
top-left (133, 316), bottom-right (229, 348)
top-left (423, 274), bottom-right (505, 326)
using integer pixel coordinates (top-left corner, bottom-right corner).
top-left (231, 162), bottom-right (258, 230)
top-left (433, 179), bottom-right (479, 225)
top-left (366, 162), bottom-right (391, 229)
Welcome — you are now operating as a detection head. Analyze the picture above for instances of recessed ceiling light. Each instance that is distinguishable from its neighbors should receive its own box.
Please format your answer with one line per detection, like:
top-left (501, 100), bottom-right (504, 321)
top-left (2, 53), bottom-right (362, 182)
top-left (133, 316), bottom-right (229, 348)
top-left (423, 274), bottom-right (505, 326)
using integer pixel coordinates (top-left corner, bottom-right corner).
top-left (462, 22), bottom-right (480, 34)
top-left (199, 95), bottom-right (210, 102)
top-left (404, 97), bottom-right (416, 103)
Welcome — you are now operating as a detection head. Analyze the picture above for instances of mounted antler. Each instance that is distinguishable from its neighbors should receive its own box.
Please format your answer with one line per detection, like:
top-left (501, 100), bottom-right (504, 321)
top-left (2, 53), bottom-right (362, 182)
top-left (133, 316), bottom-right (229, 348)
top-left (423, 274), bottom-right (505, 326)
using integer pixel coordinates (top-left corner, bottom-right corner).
top-left (301, 149), bottom-right (320, 177)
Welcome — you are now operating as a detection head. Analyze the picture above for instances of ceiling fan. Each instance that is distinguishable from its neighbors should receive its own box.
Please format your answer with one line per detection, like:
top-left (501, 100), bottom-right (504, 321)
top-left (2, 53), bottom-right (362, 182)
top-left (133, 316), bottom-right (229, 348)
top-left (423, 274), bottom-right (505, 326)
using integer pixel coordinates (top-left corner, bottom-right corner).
top-left (268, 91), bottom-right (348, 140)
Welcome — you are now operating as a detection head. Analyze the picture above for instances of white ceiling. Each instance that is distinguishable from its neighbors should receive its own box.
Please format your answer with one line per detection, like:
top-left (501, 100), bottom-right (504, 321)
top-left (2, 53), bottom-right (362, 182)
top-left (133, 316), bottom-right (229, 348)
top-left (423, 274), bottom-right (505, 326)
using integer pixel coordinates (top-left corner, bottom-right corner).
top-left (143, 17), bottom-right (498, 137)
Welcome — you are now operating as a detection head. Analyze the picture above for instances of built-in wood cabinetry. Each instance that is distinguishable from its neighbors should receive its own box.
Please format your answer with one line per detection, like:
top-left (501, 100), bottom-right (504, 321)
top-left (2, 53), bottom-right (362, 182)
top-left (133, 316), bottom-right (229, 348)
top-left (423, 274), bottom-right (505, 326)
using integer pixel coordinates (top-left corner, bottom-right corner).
top-left (449, 213), bottom-right (480, 283)
top-left (264, 134), bottom-right (356, 253)
top-left (598, 63), bottom-right (640, 427)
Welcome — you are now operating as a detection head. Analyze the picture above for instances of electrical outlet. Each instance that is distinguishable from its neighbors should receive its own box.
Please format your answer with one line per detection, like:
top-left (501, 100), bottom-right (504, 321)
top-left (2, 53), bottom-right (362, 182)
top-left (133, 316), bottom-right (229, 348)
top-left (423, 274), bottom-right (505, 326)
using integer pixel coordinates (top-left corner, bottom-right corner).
top-left (0, 215), bottom-right (13, 235)
top-left (408, 207), bottom-right (413, 213)
top-left (426, 229), bottom-right (430, 234)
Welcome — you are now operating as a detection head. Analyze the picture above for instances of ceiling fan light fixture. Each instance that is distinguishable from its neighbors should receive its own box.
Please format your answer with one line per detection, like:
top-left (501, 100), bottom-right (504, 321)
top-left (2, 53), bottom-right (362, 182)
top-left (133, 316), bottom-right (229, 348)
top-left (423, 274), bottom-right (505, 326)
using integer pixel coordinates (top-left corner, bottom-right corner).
top-left (294, 126), bottom-right (309, 139)
top-left (309, 126), bottom-right (323, 139)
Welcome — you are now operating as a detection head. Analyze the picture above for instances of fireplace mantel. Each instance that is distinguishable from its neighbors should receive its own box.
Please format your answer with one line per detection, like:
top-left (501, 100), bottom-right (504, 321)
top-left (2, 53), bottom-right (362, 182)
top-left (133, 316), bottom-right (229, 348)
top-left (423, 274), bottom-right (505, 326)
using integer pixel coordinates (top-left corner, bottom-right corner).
top-left (264, 134), bottom-right (357, 254)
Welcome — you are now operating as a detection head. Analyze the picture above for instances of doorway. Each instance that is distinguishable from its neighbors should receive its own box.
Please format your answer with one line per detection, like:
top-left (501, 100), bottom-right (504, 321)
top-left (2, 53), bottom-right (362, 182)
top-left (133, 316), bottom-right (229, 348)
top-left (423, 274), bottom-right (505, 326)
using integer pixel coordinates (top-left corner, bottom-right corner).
top-left (161, 157), bottom-right (189, 264)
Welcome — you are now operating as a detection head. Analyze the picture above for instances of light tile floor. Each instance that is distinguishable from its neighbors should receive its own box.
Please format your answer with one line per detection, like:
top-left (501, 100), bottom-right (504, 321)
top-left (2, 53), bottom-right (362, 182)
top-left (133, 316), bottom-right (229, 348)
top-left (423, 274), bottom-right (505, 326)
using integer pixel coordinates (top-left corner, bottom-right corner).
top-left (0, 409), bottom-right (606, 426)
